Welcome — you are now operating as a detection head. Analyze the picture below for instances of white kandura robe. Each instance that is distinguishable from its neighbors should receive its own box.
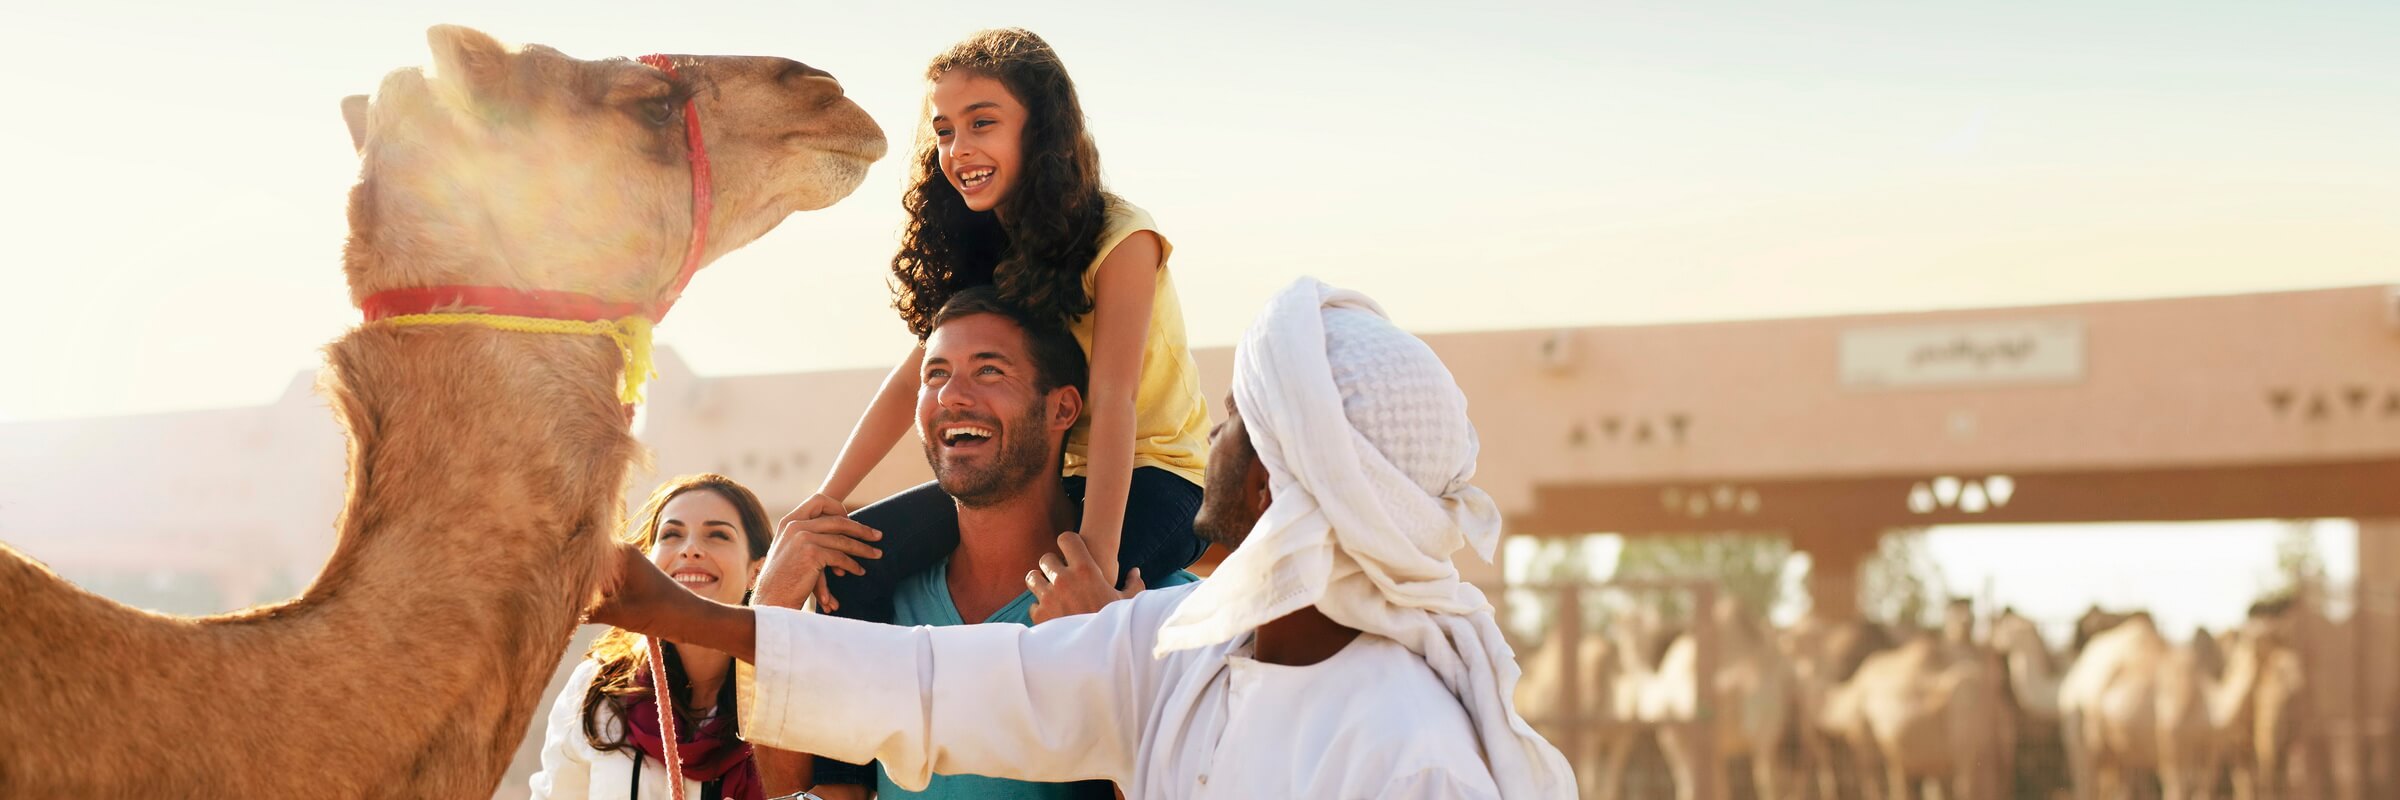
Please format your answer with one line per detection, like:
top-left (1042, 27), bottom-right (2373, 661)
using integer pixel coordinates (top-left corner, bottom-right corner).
top-left (740, 582), bottom-right (1503, 799)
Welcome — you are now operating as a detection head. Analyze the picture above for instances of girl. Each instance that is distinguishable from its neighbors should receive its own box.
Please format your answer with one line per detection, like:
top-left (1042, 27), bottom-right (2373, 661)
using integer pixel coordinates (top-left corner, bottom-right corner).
top-left (787, 28), bottom-right (1210, 623)
top-left (532, 475), bottom-right (773, 800)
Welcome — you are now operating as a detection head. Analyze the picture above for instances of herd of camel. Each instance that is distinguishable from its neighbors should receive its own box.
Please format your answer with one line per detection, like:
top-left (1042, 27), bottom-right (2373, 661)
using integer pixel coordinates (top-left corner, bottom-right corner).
top-left (1517, 594), bottom-right (2323, 800)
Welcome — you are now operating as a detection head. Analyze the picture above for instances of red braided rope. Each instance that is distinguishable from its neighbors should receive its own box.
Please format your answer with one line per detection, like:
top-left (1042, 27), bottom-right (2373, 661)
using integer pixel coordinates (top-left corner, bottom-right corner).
top-left (644, 636), bottom-right (689, 800)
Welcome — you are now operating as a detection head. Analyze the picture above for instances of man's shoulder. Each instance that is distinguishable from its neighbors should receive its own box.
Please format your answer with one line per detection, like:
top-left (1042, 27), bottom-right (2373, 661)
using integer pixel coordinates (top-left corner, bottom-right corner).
top-left (1318, 638), bottom-right (1498, 791)
top-left (1325, 637), bottom-right (1481, 738)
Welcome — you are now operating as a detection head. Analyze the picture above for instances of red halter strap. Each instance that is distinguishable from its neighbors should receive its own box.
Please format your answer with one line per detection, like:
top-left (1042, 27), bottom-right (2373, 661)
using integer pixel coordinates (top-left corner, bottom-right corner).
top-left (635, 53), bottom-right (714, 323)
top-left (358, 52), bottom-right (715, 326)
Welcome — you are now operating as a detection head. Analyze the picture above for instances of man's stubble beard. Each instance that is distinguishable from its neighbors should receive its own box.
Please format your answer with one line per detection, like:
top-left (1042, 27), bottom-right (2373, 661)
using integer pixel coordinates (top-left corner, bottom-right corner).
top-left (927, 402), bottom-right (1056, 509)
top-left (1191, 452), bottom-right (1259, 548)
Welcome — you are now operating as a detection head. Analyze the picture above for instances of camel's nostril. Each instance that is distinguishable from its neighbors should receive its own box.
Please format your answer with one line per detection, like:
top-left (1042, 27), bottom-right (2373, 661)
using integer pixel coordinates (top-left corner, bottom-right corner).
top-left (777, 60), bottom-right (833, 86)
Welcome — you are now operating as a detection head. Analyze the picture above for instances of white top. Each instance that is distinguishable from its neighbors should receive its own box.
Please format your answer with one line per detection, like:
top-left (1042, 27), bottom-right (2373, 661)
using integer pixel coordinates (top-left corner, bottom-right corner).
top-left (529, 659), bottom-right (715, 800)
top-left (741, 582), bottom-right (1504, 799)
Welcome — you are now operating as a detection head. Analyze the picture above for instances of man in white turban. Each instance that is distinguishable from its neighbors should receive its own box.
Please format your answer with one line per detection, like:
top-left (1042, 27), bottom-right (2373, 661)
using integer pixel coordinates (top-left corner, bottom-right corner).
top-left (593, 277), bottom-right (1576, 799)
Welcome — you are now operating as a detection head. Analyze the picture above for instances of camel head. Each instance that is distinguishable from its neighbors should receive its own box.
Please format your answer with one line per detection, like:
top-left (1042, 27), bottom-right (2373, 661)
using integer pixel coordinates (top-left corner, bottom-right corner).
top-left (338, 25), bottom-right (887, 307)
top-left (1989, 610), bottom-right (2051, 662)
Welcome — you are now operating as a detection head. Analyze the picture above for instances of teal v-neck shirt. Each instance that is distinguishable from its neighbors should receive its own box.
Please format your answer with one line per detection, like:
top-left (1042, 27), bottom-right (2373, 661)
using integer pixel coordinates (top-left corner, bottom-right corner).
top-left (874, 560), bottom-right (1198, 799)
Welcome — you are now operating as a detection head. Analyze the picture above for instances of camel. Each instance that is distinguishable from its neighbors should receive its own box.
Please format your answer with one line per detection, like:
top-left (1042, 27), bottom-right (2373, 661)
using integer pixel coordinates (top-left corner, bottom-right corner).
top-left (1824, 603), bottom-right (2011, 800)
top-left (1518, 622), bottom-right (1644, 800)
top-left (2058, 613), bottom-right (2173, 800)
top-left (2228, 598), bottom-right (2319, 800)
top-left (1783, 612), bottom-right (1897, 800)
top-left (1516, 599), bottom-right (1685, 800)
top-left (2248, 642), bottom-right (2311, 800)
top-left (1804, 600), bottom-right (2006, 797)
top-left (2153, 626), bottom-right (2262, 800)
top-left (2072, 605), bottom-right (2142, 660)
top-left (0, 26), bottom-right (884, 797)
top-left (1990, 609), bottom-right (2071, 798)
top-left (1651, 596), bottom-right (1795, 800)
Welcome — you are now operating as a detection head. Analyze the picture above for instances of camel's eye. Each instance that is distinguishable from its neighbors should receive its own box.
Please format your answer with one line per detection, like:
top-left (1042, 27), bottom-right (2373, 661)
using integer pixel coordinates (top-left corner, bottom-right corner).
top-left (639, 97), bottom-right (676, 127)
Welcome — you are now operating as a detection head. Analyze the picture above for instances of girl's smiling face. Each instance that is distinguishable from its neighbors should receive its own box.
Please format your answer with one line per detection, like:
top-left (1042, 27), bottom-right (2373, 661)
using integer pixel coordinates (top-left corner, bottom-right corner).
top-left (930, 72), bottom-right (1025, 214)
top-left (648, 489), bottom-right (761, 607)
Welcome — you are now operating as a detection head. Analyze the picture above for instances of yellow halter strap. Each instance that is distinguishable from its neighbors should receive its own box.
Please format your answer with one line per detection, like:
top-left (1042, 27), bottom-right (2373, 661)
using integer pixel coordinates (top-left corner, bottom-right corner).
top-left (378, 312), bottom-right (657, 405)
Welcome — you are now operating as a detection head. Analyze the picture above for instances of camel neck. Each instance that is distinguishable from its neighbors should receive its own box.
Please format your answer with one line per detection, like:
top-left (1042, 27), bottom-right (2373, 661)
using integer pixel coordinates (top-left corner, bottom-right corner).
top-left (2004, 640), bottom-right (2065, 720)
top-left (2207, 640), bottom-right (2264, 724)
top-left (305, 321), bottom-right (637, 691)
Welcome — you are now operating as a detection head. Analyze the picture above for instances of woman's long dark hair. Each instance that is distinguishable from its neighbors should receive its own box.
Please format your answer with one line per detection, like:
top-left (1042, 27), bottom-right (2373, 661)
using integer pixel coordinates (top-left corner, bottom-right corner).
top-left (579, 474), bottom-right (774, 754)
top-left (891, 28), bottom-right (1118, 338)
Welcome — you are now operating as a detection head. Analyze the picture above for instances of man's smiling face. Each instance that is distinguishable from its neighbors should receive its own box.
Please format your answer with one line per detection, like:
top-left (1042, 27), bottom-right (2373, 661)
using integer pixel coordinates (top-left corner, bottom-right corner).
top-left (917, 312), bottom-right (1069, 507)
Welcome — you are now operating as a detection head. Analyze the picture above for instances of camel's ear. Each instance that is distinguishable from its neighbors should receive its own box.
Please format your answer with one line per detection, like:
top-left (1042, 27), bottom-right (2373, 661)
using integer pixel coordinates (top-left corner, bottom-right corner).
top-left (340, 95), bottom-right (370, 152)
top-left (426, 25), bottom-right (511, 104)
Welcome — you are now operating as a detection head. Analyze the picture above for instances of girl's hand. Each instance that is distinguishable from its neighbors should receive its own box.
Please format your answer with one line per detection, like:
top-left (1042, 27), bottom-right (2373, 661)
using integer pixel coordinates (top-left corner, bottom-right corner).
top-left (757, 514), bottom-right (884, 613)
top-left (781, 492), bottom-right (848, 527)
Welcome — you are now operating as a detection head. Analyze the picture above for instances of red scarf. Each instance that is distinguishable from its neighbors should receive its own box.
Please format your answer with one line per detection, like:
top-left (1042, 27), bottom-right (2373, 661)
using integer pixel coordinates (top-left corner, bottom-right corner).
top-left (625, 668), bottom-right (763, 800)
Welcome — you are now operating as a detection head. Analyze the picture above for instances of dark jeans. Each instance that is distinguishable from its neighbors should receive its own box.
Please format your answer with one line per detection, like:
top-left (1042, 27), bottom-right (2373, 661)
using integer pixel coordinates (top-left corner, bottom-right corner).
top-left (809, 465), bottom-right (1206, 788)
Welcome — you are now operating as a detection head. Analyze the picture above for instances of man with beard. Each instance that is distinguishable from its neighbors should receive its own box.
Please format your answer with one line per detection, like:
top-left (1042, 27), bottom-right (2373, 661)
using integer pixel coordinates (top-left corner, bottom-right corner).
top-left (595, 278), bottom-right (1575, 799)
top-left (765, 286), bottom-right (1193, 799)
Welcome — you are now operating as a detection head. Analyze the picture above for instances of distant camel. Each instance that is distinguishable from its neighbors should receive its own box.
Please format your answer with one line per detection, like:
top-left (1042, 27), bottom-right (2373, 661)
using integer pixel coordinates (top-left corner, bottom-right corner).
top-left (1990, 609), bottom-right (2071, 799)
top-left (1652, 597), bottom-right (1794, 800)
top-left (1518, 620), bottom-right (1663, 800)
top-left (1827, 600), bottom-right (2010, 800)
top-left (2059, 613), bottom-right (2171, 800)
top-left (1784, 612), bottom-right (1896, 800)
top-left (0, 26), bottom-right (883, 797)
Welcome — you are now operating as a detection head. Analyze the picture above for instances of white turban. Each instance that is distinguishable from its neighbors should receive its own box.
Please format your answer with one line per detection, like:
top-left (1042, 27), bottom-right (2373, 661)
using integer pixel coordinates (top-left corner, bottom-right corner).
top-left (1155, 277), bottom-right (1575, 799)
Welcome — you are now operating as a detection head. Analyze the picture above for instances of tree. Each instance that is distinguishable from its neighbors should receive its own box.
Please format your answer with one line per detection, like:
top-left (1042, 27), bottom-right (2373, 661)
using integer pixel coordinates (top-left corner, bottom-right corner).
top-left (1859, 528), bottom-right (1949, 628)
top-left (1610, 533), bottom-right (1793, 623)
top-left (1506, 534), bottom-right (1610, 642)
top-left (2260, 518), bottom-right (2326, 607)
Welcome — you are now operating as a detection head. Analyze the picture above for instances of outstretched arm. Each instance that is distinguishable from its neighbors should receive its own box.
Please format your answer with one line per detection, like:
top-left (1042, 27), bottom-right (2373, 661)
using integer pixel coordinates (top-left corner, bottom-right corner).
top-left (741, 590), bottom-right (1178, 791)
top-left (590, 542), bottom-right (757, 662)
top-left (591, 532), bottom-right (1169, 790)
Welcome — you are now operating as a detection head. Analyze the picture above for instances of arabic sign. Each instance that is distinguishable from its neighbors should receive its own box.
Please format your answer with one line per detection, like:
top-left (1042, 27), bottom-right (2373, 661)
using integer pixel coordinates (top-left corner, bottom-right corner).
top-left (1839, 320), bottom-right (2085, 389)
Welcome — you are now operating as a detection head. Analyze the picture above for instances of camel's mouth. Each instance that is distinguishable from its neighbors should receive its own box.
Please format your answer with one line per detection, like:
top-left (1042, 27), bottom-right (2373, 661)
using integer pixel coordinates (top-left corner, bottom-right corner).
top-left (785, 132), bottom-right (889, 165)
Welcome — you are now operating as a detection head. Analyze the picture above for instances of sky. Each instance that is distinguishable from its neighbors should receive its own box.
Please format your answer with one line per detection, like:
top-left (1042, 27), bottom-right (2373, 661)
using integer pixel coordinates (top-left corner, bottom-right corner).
top-left (3, 1), bottom-right (2394, 635)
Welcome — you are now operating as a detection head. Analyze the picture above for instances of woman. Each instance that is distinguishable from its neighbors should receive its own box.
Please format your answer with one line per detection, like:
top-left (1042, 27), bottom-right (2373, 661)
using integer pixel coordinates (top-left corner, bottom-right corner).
top-left (532, 474), bottom-right (773, 799)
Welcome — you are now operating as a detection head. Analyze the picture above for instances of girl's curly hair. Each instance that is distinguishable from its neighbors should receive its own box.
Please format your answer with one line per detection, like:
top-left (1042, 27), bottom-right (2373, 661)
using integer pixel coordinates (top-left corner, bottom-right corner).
top-left (891, 28), bottom-right (1118, 338)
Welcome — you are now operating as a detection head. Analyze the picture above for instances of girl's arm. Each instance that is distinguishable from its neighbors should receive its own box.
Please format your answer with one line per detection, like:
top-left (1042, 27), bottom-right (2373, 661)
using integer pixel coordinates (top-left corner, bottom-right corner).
top-left (1074, 231), bottom-right (1164, 580)
top-left (763, 344), bottom-right (921, 612)
top-left (799, 344), bottom-right (925, 514)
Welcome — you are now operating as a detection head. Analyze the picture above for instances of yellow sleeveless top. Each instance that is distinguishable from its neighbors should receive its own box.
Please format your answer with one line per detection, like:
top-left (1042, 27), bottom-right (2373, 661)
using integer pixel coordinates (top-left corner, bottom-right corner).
top-left (1061, 201), bottom-right (1210, 486)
